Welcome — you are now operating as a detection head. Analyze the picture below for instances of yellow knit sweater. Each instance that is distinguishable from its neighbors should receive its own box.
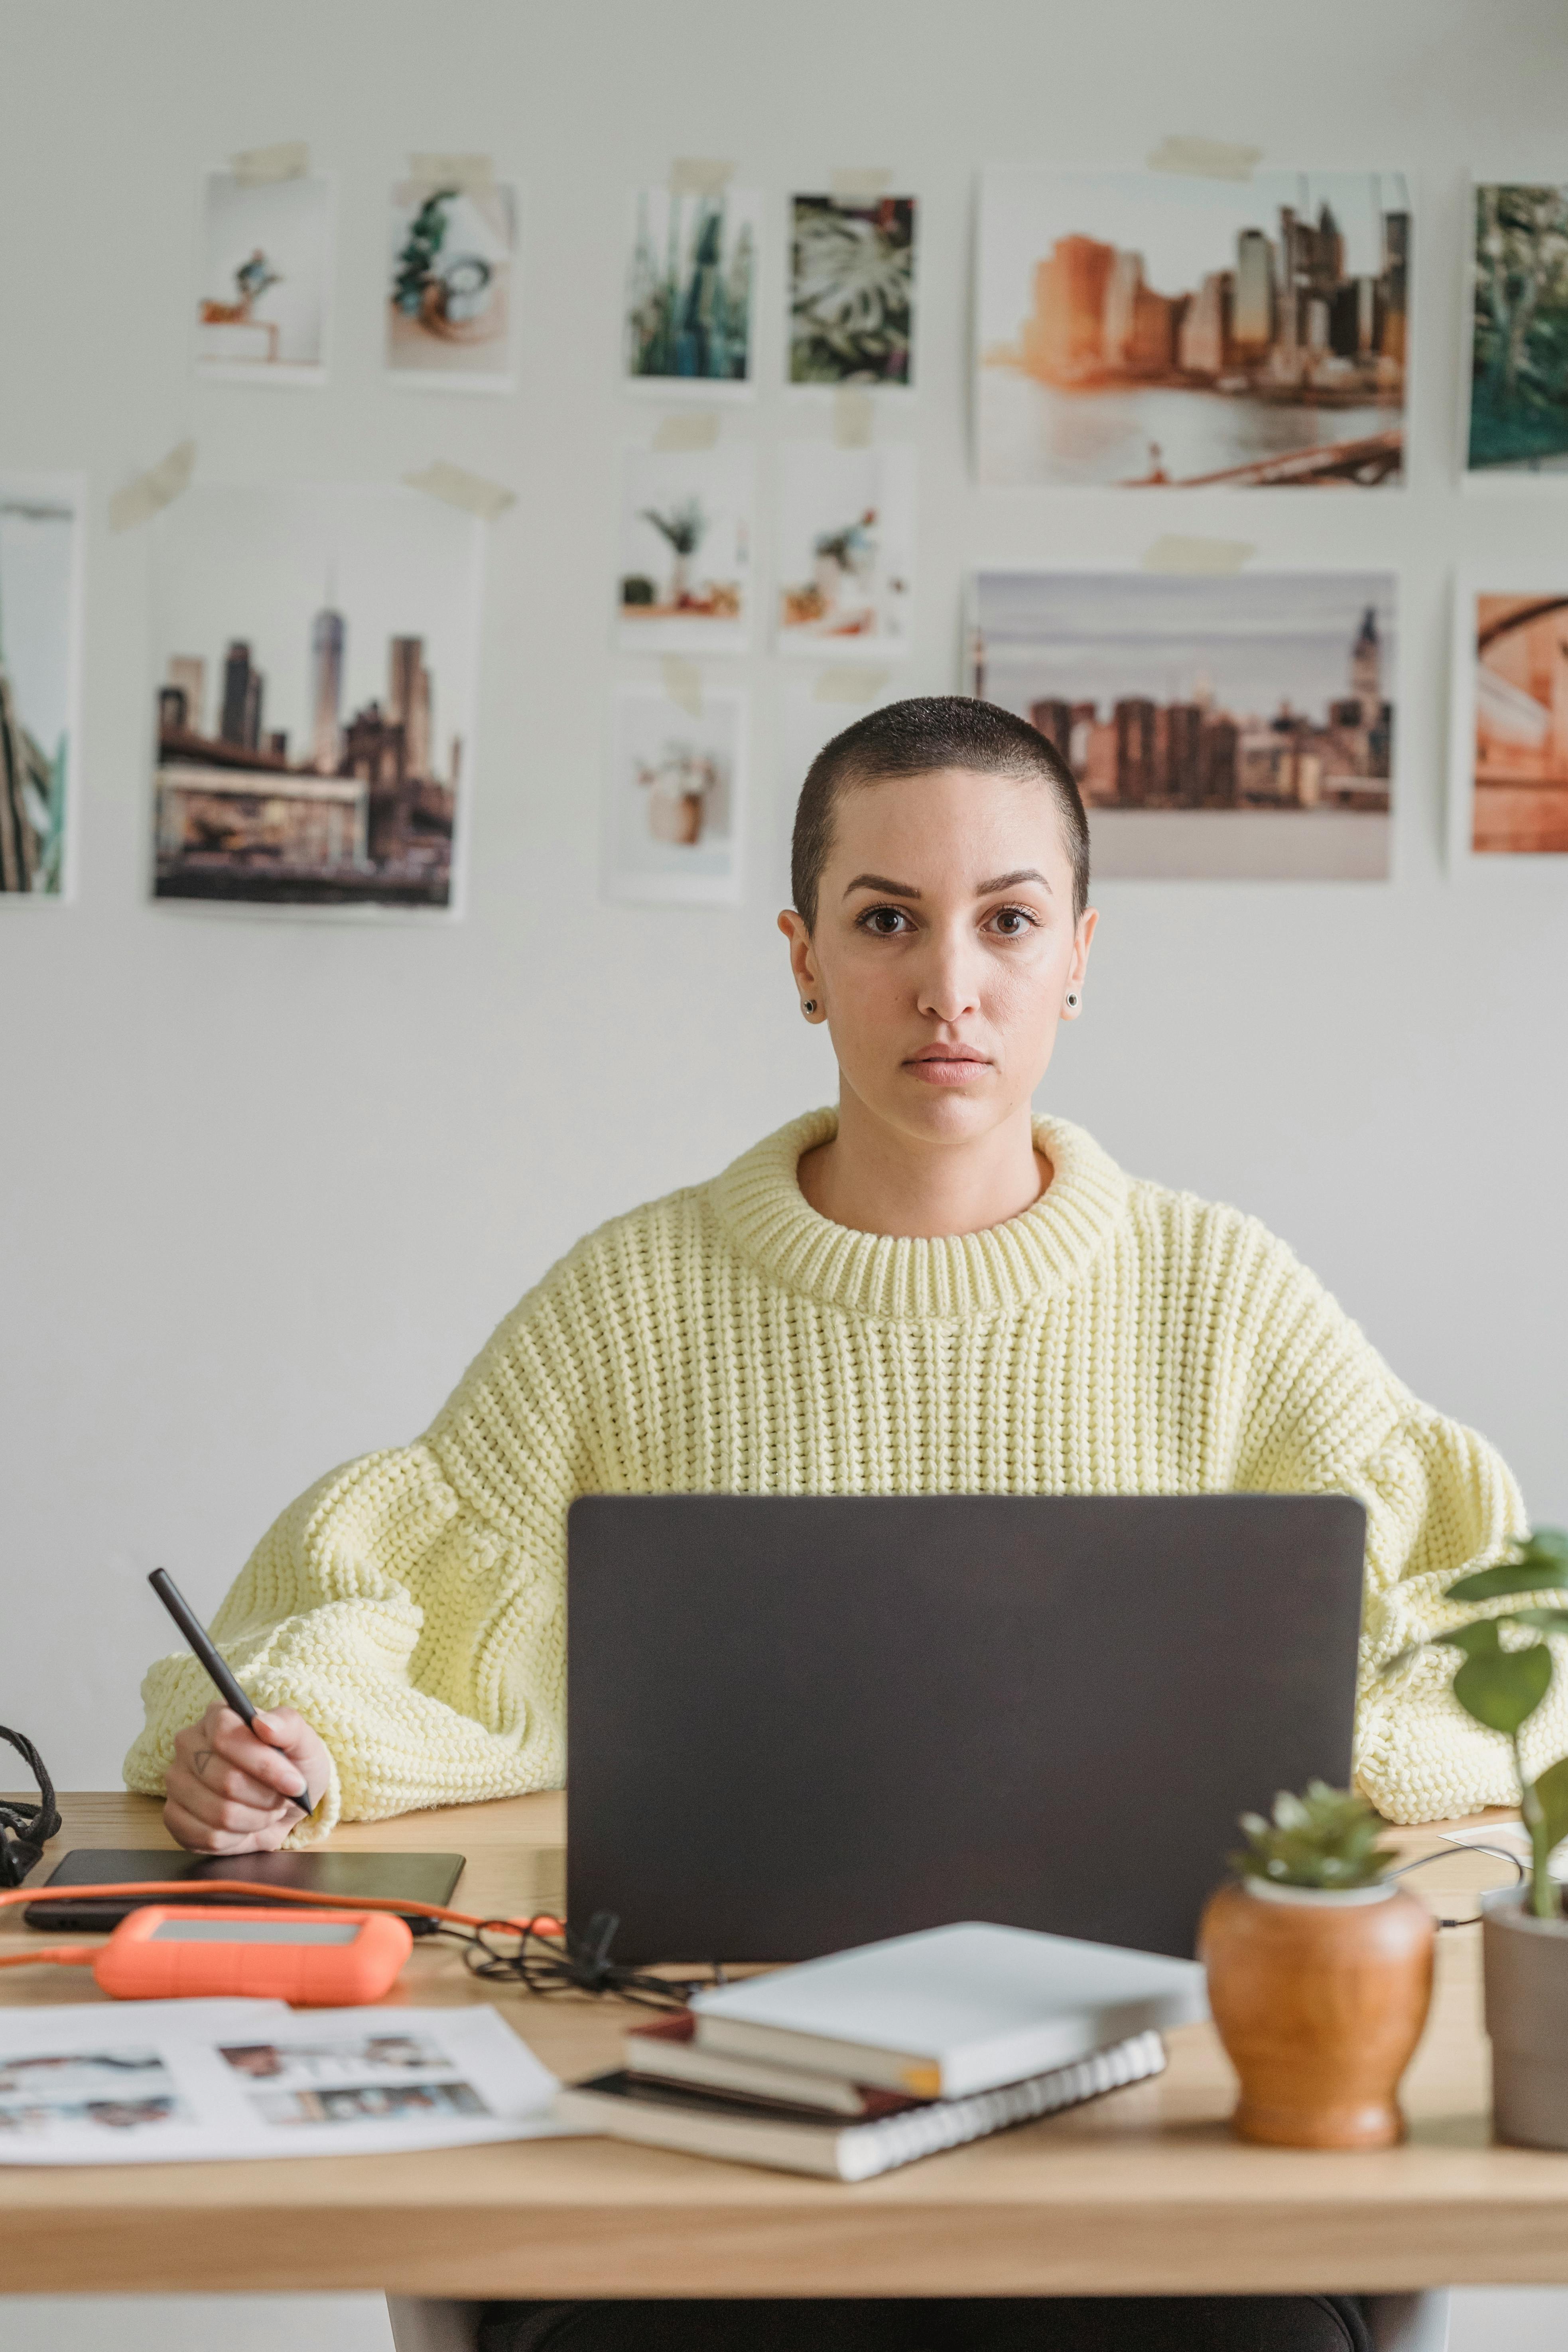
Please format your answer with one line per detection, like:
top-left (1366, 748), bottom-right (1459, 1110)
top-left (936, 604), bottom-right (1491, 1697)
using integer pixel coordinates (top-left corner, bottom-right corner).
top-left (125, 1110), bottom-right (1540, 1833)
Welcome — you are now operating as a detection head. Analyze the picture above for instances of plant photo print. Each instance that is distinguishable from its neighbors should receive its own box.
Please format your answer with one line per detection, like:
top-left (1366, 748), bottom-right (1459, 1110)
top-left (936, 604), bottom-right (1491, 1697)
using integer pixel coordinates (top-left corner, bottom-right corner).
top-left (617, 446), bottom-right (753, 654)
top-left (775, 444), bottom-right (914, 656)
top-left (624, 189), bottom-right (760, 394)
top-left (789, 195), bottom-right (916, 386)
top-left (193, 171), bottom-right (332, 384)
top-left (0, 474), bottom-right (81, 900)
top-left (386, 180), bottom-right (519, 389)
top-left (1466, 185), bottom-right (1568, 475)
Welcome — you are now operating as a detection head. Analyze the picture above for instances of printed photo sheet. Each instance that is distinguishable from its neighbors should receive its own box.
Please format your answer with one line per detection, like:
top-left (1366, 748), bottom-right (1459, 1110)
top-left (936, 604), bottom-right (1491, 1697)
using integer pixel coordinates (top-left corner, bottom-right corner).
top-left (0, 1999), bottom-right (574, 2164)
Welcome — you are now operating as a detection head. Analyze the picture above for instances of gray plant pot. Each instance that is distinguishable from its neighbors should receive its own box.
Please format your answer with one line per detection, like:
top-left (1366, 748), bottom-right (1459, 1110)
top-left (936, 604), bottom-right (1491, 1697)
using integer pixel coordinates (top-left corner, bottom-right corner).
top-left (1482, 1888), bottom-right (1568, 2149)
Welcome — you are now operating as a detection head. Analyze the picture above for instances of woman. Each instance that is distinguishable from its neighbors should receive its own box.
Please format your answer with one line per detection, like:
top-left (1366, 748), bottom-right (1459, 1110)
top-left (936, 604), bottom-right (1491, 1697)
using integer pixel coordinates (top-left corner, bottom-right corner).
top-left (128, 697), bottom-right (1534, 2352)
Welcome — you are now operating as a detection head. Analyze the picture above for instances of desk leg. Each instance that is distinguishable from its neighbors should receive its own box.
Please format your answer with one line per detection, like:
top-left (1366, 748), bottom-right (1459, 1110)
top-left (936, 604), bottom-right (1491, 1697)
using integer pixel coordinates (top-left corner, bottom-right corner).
top-left (1365, 2293), bottom-right (1451, 2352)
top-left (386, 2297), bottom-right (481, 2352)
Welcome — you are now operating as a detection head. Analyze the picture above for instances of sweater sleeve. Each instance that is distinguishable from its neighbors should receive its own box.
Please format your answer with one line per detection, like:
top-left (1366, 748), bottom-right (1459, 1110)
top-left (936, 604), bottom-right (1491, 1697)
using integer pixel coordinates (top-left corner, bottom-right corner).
top-left (122, 1268), bottom-right (598, 1842)
top-left (1343, 1405), bottom-right (1560, 1824)
top-left (1227, 1222), bottom-right (1541, 1824)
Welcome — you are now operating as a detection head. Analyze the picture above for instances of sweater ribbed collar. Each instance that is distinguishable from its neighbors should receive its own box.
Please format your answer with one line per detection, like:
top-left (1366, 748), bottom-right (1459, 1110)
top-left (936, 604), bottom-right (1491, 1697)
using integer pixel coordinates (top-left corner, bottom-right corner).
top-left (707, 1107), bottom-right (1132, 1320)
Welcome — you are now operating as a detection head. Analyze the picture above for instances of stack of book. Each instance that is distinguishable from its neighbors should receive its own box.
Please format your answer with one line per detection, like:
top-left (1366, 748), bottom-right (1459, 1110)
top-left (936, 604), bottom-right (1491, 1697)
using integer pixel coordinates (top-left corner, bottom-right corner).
top-left (554, 1920), bottom-right (1207, 2179)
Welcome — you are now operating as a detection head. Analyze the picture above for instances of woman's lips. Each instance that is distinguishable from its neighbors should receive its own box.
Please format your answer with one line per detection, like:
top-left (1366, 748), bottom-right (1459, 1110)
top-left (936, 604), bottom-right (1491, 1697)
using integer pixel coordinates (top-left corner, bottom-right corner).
top-left (906, 1053), bottom-right (991, 1085)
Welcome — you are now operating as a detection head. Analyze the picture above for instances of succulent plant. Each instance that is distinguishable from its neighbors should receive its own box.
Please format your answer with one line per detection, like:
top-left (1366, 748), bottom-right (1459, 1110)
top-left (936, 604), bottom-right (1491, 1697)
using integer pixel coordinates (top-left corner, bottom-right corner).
top-left (1232, 1779), bottom-right (1397, 1891)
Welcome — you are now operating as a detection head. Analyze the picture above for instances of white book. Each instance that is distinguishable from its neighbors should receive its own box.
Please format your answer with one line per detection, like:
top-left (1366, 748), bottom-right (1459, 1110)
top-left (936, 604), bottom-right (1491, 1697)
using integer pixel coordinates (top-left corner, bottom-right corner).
top-left (689, 1921), bottom-right (1207, 2100)
top-left (555, 2031), bottom-right (1167, 2181)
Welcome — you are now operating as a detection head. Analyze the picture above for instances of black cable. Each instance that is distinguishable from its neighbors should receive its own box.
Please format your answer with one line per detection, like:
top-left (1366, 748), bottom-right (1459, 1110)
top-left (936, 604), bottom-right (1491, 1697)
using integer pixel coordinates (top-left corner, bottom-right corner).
top-left (423, 1908), bottom-right (727, 2010)
top-left (0, 1726), bottom-right (63, 1889)
top-left (1387, 1841), bottom-right (1525, 1928)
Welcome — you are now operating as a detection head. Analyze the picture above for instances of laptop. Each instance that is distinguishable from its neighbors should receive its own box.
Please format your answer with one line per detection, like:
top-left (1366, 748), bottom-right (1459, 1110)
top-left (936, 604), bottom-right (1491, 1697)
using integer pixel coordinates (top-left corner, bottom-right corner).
top-left (566, 1492), bottom-right (1366, 1964)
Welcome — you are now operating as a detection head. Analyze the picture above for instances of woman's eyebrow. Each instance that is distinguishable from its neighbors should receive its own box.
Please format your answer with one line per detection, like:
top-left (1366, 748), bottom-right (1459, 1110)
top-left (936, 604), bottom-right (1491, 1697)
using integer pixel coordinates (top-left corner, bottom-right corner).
top-left (841, 867), bottom-right (1052, 901)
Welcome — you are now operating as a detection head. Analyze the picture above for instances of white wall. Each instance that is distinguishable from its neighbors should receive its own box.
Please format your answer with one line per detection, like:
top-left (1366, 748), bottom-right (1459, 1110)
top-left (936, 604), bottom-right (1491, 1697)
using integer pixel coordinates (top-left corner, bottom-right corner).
top-left (2, 0), bottom-right (1566, 1788)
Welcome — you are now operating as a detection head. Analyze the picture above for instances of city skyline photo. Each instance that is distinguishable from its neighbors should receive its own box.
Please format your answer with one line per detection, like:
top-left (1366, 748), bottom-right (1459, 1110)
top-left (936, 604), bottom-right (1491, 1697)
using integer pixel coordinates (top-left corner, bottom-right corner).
top-left (977, 168), bottom-right (1409, 488)
top-left (150, 485), bottom-right (483, 915)
top-left (971, 568), bottom-right (1397, 880)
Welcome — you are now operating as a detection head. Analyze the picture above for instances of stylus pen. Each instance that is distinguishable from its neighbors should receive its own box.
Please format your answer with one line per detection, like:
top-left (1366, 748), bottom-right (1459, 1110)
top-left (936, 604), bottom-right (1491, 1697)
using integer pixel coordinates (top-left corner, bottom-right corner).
top-left (147, 1568), bottom-right (312, 1815)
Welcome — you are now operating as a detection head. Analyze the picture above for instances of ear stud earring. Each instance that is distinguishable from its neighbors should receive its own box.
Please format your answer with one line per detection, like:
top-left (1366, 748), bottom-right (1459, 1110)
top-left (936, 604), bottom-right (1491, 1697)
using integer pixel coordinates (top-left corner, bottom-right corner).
top-left (1065, 991), bottom-right (1081, 1010)
top-left (802, 999), bottom-right (817, 1016)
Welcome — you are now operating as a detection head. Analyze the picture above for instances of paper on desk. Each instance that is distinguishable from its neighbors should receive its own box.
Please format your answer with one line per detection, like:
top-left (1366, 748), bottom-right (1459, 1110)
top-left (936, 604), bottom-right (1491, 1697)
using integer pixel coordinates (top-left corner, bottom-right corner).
top-left (1438, 1820), bottom-right (1567, 1878)
top-left (0, 2003), bottom-right (581, 2165)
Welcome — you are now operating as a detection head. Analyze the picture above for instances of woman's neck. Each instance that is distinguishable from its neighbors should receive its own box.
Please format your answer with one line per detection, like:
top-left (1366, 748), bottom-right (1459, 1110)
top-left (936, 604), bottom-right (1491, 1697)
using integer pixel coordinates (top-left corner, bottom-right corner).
top-left (796, 1093), bottom-right (1050, 1240)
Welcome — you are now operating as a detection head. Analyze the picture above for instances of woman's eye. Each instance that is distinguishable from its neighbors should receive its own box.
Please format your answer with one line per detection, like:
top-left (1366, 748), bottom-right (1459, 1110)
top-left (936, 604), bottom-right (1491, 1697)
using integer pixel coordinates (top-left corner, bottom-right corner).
top-left (988, 905), bottom-right (1037, 936)
top-left (859, 905), bottom-right (912, 936)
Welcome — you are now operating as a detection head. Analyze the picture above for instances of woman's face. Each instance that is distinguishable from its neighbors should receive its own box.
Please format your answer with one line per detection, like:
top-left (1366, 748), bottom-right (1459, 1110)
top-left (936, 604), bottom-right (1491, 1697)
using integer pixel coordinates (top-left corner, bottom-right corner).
top-left (779, 767), bottom-right (1097, 1152)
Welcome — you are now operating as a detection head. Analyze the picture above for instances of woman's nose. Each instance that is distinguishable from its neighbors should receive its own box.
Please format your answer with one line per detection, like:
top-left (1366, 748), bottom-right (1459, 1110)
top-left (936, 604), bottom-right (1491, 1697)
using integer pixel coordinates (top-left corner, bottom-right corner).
top-left (916, 935), bottom-right (981, 1023)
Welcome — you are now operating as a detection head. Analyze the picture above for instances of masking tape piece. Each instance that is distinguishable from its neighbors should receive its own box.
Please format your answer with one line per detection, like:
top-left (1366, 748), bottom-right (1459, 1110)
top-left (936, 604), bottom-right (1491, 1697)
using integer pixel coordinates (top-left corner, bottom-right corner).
top-left (1141, 534), bottom-right (1256, 577)
top-left (408, 152), bottom-right (494, 192)
top-left (109, 440), bottom-right (197, 533)
top-left (662, 657), bottom-right (703, 716)
top-left (814, 666), bottom-right (890, 704)
top-left (403, 461), bottom-right (516, 521)
top-left (834, 388), bottom-right (875, 448)
top-left (230, 141), bottom-right (310, 185)
top-left (829, 168), bottom-right (893, 202)
top-left (1146, 135), bottom-right (1262, 183)
top-left (654, 412), bottom-right (721, 452)
top-left (670, 157), bottom-right (734, 197)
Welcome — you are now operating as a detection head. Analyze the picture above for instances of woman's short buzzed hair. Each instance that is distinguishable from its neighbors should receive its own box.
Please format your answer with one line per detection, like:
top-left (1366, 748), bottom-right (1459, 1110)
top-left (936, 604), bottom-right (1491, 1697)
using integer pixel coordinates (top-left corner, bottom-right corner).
top-left (790, 696), bottom-right (1091, 931)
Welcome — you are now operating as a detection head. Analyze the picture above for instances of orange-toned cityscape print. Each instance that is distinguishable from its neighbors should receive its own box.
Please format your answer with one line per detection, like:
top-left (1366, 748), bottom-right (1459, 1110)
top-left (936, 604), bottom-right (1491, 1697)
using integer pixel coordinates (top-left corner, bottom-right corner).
top-left (1472, 597), bottom-right (1568, 855)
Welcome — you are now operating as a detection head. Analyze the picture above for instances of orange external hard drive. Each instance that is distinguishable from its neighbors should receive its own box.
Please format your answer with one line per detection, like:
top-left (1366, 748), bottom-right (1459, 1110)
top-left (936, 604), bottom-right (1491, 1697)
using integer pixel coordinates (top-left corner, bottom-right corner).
top-left (89, 1904), bottom-right (413, 2004)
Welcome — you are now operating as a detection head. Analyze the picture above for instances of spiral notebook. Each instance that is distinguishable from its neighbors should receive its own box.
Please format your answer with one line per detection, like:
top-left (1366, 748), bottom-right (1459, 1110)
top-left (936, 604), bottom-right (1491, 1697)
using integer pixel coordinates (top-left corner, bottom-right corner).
top-left (554, 2029), bottom-right (1167, 2180)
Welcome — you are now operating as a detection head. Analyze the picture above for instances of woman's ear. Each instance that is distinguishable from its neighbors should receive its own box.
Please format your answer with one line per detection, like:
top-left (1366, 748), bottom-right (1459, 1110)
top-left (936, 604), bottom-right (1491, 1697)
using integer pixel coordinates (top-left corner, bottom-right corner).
top-left (778, 909), bottom-right (823, 1019)
top-left (1062, 907), bottom-right (1097, 1017)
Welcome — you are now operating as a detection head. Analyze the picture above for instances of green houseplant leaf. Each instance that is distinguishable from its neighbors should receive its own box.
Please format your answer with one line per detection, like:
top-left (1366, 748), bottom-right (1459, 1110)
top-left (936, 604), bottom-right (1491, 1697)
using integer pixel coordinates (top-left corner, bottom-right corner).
top-left (1448, 1533), bottom-right (1568, 1603)
top-left (1379, 1528), bottom-right (1568, 1920)
top-left (1452, 1645), bottom-right (1553, 1736)
top-left (1448, 1561), bottom-right (1568, 1602)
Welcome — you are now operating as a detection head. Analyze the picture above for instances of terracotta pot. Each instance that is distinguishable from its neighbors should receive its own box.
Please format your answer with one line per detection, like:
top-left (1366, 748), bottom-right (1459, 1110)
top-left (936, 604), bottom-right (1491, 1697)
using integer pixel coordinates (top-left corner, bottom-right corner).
top-left (1198, 1877), bottom-right (1435, 2149)
top-left (1482, 1889), bottom-right (1568, 2149)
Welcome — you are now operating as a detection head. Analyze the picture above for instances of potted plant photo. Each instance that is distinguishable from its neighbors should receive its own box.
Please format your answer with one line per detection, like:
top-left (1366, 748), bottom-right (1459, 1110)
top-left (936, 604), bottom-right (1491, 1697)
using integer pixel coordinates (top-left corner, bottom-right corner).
top-left (1199, 1782), bottom-right (1434, 2148)
top-left (1383, 1526), bottom-right (1568, 2150)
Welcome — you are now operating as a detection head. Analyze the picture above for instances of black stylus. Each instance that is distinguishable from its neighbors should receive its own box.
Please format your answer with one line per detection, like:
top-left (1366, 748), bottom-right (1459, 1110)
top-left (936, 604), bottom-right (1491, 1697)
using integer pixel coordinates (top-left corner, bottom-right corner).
top-left (147, 1567), bottom-right (313, 1815)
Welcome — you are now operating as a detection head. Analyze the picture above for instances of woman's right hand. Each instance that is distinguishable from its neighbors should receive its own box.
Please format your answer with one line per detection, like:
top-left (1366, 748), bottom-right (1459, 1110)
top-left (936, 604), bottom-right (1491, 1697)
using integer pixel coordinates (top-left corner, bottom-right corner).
top-left (163, 1701), bottom-right (331, 1853)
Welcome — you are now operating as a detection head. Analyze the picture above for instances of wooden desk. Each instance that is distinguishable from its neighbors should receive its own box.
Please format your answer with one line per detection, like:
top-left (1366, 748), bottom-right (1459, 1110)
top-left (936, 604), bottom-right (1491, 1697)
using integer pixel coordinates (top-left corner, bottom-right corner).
top-left (4, 1794), bottom-right (1567, 2301)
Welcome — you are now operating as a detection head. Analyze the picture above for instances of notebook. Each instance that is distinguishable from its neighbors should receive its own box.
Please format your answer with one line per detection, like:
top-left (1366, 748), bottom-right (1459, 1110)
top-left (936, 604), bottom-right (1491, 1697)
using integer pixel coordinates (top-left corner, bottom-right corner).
top-left (624, 2013), bottom-right (914, 2118)
top-left (556, 2031), bottom-right (1167, 2181)
top-left (688, 1920), bottom-right (1208, 2099)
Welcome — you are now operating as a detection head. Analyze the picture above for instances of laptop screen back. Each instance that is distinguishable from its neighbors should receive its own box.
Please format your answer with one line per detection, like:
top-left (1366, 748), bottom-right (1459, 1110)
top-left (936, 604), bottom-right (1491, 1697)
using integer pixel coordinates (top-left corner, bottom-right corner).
top-left (567, 1491), bottom-right (1365, 1964)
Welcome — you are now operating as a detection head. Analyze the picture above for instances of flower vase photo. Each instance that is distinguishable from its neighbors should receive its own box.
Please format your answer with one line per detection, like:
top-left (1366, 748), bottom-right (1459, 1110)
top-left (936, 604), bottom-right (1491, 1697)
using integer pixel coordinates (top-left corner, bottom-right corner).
top-left (605, 684), bottom-right (745, 907)
top-left (638, 741), bottom-right (719, 848)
